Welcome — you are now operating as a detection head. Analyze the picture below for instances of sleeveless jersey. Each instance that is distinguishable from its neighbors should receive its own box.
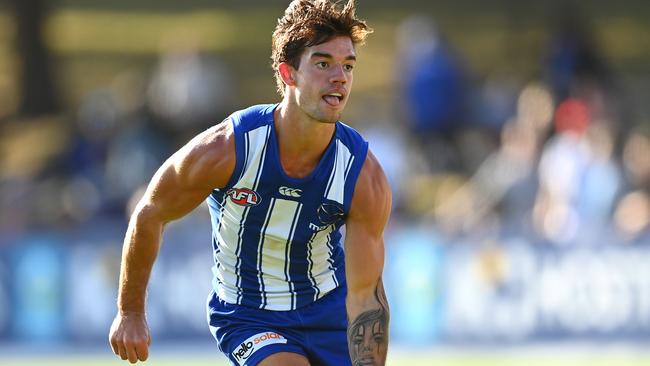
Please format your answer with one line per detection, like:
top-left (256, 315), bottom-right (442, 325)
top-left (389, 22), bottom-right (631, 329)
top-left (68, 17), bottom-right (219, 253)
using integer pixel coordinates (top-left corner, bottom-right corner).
top-left (206, 104), bottom-right (368, 311)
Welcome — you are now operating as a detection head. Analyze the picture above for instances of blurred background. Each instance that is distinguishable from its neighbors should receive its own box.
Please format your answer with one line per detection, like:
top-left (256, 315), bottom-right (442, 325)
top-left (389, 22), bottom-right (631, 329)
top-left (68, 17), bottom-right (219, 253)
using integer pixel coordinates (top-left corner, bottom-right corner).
top-left (0, 0), bottom-right (649, 365)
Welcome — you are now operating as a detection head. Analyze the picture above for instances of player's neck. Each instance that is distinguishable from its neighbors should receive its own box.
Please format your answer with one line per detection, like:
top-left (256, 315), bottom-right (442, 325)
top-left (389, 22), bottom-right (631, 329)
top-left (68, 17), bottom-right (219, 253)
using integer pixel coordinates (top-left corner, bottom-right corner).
top-left (274, 100), bottom-right (336, 179)
top-left (275, 100), bottom-right (335, 153)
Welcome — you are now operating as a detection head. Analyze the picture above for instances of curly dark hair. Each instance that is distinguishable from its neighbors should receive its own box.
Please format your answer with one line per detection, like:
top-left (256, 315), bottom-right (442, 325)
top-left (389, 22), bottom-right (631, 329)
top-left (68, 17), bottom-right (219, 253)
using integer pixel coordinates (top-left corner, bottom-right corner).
top-left (271, 0), bottom-right (373, 95)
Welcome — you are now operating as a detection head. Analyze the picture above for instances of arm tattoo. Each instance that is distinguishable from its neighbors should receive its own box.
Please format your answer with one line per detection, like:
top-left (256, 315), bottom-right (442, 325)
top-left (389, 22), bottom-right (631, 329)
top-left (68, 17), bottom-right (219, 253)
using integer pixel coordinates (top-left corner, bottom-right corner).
top-left (348, 278), bottom-right (389, 366)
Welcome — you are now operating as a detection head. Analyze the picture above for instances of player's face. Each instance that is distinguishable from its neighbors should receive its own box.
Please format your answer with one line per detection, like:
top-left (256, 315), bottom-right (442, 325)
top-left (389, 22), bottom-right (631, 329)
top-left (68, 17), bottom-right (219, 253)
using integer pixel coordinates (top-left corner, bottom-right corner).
top-left (292, 36), bottom-right (356, 124)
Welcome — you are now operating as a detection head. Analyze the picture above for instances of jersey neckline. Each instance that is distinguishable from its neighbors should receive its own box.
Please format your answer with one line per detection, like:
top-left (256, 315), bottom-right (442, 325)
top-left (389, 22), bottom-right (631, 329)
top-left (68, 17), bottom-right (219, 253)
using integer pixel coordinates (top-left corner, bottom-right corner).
top-left (268, 103), bottom-right (340, 185)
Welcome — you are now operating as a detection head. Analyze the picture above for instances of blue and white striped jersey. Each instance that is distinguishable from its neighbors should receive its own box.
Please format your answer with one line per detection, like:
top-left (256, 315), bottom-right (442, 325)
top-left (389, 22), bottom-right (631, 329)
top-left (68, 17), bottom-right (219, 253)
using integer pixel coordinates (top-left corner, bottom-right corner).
top-left (206, 104), bottom-right (368, 311)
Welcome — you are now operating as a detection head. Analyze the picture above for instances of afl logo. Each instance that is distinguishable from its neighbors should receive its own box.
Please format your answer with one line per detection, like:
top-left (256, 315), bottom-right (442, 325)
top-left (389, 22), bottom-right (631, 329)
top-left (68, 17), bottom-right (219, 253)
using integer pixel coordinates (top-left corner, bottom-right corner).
top-left (227, 188), bottom-right (260, 206)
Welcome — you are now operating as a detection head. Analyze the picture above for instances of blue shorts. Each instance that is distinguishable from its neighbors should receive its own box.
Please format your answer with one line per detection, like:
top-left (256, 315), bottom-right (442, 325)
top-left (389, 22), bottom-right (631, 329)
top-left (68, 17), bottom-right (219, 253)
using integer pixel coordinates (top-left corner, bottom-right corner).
top-left (206, 286), bottom-right (351, 366)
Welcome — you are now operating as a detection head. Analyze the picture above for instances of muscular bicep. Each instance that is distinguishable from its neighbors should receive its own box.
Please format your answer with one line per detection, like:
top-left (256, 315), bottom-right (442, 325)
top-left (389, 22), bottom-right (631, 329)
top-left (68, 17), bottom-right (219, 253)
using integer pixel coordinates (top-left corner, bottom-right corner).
top-left (136, 121), bottom-right (235, 223)
top-left (344, 151), bottom-right (392, 294)
top-left (344, 219), bottom-right (385, 294)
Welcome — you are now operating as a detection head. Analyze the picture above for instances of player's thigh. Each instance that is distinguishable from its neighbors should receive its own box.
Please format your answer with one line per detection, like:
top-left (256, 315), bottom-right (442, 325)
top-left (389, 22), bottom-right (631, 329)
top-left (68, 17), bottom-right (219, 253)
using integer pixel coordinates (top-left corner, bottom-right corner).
top-left (258, 351), bottom-right (310, 366)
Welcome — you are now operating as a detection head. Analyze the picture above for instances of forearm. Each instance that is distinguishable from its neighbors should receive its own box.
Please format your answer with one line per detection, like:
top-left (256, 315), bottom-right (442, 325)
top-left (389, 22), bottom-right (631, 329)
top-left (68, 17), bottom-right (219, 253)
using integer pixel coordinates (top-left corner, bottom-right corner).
top-left (117, 206), bottom-right (164, 314)
top-left (346, 277), bottom-right (390, 366)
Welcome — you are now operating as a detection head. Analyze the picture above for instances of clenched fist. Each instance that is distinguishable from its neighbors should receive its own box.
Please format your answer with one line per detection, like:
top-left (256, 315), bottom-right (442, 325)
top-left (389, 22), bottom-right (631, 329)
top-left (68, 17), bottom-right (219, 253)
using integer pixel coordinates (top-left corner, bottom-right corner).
top-left (109, 312), bottom-right (151, 364)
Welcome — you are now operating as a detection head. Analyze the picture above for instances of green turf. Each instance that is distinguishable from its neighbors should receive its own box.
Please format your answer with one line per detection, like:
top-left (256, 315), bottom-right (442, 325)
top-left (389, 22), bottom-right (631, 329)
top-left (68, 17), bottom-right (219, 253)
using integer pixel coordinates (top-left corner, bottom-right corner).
top-left (2, 355), bottom-right (650, 366)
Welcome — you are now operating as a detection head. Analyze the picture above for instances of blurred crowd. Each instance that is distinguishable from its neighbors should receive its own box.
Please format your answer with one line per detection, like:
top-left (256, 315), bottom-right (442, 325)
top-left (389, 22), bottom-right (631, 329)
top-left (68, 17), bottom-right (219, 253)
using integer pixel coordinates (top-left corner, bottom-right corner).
top-left (0, 9), bottom-right (648, 251)
top-left (370, 14), bottom-right (649, 248)
top-left (1, 37), bottom-right (235, 241)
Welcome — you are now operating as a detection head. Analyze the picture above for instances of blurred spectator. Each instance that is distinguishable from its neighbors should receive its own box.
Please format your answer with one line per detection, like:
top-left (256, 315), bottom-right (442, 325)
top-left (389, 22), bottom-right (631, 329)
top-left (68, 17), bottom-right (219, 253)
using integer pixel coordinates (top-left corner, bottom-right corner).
top-left (542, 1), bottom-right (629, 149)
top-left (533, 98), bottom-right (622, 245)
top-left (621, 128), bottom-right (650, 191)
top-left (611, 128), bottom-right (650, 244)
top-left (397, 15), bottom-right (469, 172)
top-left (68, 89), bottom-right (118, 178)
top-left (612, 190), bottom-right (650, 244)
top-left (543, 2), bottom-right (613, 103)
top-left (103, 117), bottom-right (169, 212)
top-left (473, 73), bottom-right (519, 134)
top-left (147, 34), bottom-right (234, 142)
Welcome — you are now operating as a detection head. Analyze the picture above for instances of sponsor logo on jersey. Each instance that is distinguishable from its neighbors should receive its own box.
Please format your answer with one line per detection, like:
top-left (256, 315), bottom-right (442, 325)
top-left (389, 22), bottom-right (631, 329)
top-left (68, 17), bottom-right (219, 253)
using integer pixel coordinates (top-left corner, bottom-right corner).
top-left (227, 188), bottom-right (261, 206)
top-left (279, 186), bottom-right (302, 198)
top-left (231, 332), bottom-right (287, 365)
top-left (309, 222), bottom-right (330, 232)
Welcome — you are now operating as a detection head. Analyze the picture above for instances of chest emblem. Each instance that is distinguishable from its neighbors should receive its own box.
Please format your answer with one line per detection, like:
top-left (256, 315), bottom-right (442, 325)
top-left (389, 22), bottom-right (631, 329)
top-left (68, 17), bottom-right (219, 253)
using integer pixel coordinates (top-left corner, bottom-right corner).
top-left (227, 188), bottom-right (261, 206)
top-left (279, 186), bottom-right (302, 198)
top-left (317, 202), bottom-right (345, 226)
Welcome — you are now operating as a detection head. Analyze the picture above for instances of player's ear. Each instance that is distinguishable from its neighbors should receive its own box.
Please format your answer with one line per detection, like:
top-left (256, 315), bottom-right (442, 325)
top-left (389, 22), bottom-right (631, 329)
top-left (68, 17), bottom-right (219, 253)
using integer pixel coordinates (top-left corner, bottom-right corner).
top-left (278, 62), bottom-right (297, 87)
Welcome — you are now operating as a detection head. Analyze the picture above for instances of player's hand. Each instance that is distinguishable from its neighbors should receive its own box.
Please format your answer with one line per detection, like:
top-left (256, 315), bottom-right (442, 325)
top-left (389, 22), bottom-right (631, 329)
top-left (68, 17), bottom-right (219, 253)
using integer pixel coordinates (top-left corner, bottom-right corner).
top-left (109, 311), bottom-right (152, 364)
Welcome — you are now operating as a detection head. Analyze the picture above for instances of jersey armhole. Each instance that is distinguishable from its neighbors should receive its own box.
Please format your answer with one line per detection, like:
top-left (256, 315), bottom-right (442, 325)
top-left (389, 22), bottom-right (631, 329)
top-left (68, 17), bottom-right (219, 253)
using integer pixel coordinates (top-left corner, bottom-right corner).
top-left (221, 117), bottom-right (245, 190)
top-left (343, 140), bottom-right (369, 214)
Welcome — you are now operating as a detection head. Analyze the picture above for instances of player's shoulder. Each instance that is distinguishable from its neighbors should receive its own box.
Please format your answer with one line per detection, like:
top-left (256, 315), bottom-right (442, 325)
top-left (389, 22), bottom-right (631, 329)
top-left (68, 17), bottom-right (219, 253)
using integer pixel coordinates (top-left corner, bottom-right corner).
top-left (336, 120), bottom-right (367, 145)
top-left (334, 121), bottom-right (369, 173)
top-left (229, 103), bottom-right (277, 132)
top-left (170, 119), bottom-right (236, 189)
top-left (358, 150), bottom-right (390, 195)
top-left (349, 149), bottom-right (391, 221)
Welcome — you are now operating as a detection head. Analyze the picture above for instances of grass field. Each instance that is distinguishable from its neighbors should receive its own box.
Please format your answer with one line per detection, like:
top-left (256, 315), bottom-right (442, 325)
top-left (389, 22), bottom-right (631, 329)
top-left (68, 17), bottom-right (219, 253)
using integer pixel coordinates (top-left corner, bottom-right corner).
top-left (2, 356), bottom-right (650, 366)
top-left (3, 346), bottom-right (650, 366)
